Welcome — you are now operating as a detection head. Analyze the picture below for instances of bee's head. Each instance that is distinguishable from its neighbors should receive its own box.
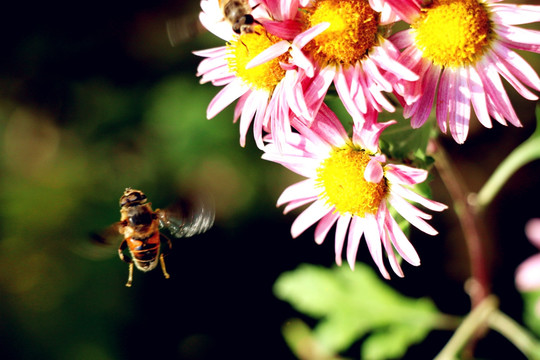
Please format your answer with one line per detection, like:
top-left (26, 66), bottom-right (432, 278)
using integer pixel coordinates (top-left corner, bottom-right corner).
top-left (120, 188), bottom-right (148, 207)
top-left (233, 14), bottom-right (255, 34)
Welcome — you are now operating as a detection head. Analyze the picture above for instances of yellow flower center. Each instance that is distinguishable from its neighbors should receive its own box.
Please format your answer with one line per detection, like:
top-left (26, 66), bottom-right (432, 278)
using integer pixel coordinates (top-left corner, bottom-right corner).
top-left (303, 0), bottom-right (380, 67)
top-left (226, 26), bottom-right (288, 92)
top-left (316, 146), bottom-right (389, 217)
top-left (411, 0), bottom-right (492, 68)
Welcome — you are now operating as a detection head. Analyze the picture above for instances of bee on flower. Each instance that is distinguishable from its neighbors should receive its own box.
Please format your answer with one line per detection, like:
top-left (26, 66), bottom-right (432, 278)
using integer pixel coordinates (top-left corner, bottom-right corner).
top-left (385, 0), bottom-right (540, 143)
top-left (194, 0), bottom-right (328, 150)
top-left (262, 104), bottom-right (447, 278)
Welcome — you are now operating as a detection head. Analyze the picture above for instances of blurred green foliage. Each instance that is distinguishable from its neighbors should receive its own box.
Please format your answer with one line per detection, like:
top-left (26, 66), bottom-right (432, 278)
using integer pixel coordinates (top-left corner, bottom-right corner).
top-left (274, 264), bottom-right (445, 359)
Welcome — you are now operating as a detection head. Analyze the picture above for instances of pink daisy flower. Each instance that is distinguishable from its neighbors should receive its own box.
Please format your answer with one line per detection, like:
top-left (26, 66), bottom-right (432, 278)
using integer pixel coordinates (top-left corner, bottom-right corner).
top-left (515, 219), bottom-right (540, 315)
top-left (262, 104), bottom-right (447, 278)
top-left (194, 0), bottom-right (325, 149)
top-left (386, 0), bottom-right (540, 144)
top-left (281, 0), bottom-right (419, 127)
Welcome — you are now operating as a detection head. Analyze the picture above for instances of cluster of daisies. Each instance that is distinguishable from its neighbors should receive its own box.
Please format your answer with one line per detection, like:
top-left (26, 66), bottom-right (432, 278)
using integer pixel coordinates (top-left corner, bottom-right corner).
top-left (195, 0), bottom-right (540, 278)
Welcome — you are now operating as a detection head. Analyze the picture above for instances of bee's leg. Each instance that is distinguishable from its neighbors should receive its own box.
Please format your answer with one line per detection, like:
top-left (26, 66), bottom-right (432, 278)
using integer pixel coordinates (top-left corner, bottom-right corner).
top-left (118, 240), bottom-right (134, 287)
top-left (159, 254), bottom-right (170, 279)
top-left (240, 38), bottom-right (250, 54)
top-left (126, 263), bottom-right (134, 287)
top-left (159, 234), bottom-right (173, 280)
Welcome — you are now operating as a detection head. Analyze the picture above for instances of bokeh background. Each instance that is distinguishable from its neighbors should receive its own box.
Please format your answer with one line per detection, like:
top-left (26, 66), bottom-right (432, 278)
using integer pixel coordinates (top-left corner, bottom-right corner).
top-left (1, 0), bottom-right (540, 359)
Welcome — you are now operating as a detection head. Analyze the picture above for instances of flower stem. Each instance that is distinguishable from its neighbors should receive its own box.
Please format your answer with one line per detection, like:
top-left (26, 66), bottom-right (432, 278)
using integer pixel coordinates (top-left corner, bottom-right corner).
top-left (432, 139), bottom-right (490, 308)
top-left (475, 129), bottom-right (540, 212)
top-left (434, 295), bottom-right (498, 360)
top-left (435, 295), bottom-right (540, 359)
top-left (488, 309), bottom-right (540, 359)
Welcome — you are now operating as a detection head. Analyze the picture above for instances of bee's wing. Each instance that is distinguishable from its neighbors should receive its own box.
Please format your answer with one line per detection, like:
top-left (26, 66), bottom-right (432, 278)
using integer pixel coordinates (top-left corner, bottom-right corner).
top-left (72, 222), bottom-right (123, 260)
top-left (166, 14), bottom-right (206, 47)
top-left (157, 196), bottom-right (215, 238)
top-left (90, 222), bottom-right (123, 246)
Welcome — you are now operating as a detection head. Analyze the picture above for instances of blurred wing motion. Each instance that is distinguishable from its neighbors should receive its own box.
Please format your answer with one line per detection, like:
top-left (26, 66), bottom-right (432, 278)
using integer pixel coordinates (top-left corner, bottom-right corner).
top-left (157, 196), bottom-right (215, 238)
top-left (76, 223), bottom-right (123, 260)
top-left (90, 222), bottom-right (122, 246)
top-left (166, 14), bottom-right (206, 47)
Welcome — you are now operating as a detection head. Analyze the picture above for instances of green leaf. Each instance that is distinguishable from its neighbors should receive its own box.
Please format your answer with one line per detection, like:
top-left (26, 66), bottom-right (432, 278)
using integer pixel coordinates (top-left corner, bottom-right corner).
top-left (378, 107), bottom-right (434, 163)
top-left (274, 264), bottom-right (442, 359)
top-left (522, 290), bottom-right (540, 337)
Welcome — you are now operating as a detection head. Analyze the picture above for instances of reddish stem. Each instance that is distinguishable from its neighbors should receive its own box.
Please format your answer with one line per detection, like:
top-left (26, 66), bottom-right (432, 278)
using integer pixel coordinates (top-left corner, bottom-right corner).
top-left (431, 139), bottom-right (490, 308)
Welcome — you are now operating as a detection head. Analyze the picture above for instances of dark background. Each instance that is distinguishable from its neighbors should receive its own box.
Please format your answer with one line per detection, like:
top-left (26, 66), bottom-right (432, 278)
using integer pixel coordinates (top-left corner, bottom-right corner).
top-left (0, 0), bottom-right (539, 359)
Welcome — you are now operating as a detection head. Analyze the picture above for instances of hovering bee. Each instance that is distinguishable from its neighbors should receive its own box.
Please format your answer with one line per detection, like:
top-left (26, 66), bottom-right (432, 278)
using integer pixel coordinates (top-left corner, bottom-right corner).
top-left (95, 188), bottom-right (214, 287)
top-left (219, 0), bottom-right (261, 35)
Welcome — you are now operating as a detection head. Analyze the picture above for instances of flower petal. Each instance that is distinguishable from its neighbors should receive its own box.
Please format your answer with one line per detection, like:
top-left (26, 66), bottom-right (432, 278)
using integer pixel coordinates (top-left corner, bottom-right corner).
top-left (291, 200), bottom-right (332, 238)
top-left (245, 40), bottom-right (291, 69)
top-left (314, 211), bottom-right (340, 245)
top-left (334, 214), bottom-right (351, 266)
top-left (389, 194), bottom-right (438, 236)
top-left (207, 80), bottom-right (250, 119)
top-left (364, 214), bottom-right (390, 279)
top-left (346, 216), bottom-right (364, 270)
top-left (365, 158), bottom-right (384, 183)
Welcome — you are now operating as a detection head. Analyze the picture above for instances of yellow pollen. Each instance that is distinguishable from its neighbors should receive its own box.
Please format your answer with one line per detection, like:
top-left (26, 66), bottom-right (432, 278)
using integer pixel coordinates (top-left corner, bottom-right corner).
top-left (303, 0), bottom-right (380, 67)
top-left (316, 147), bottom-right (389, 217)
top-left (412, 0), bottom-right (492, 68)
top-left (226, 27), bottom-right (288, 92)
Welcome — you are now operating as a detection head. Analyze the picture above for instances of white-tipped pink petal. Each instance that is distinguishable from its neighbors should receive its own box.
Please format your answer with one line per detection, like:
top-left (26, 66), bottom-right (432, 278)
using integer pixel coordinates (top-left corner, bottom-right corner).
top-left (386, 210), bottom-right (421, 266)
top-left (335, 215), bottom-right (351, 266)
top-left (193, 46), bottom-right (228, 58)
top-left (282, 197), bottom-right (315, 214)
top-left (477, 60), bottom-right (522, 127)
top-left (385, 164), bottom-right (428, 185)
top-left (238, 92), bottom-right (259, 146)
top-left (245, 40), bottom-right (291, 69)
top-left (303, 67), bottom-right (336, 119)
top-left (377, 204), bottom-right (404, 277)
top-left (365, 158), bottom-right (384, 184)
top-left (335, 65), bottom-right (365, 120)
top-left (492, 43), bottom-right (540, 93)
top-left (293, 22), bottom-right (331, 49)
top-left (391, 184), bottom-right (448, 212)
top-left (314, 211), bottom-right (340, 245)
top-left (468, 66), bottom-right (492, 128)
top-left (389, 194), bottom-right (439, 236)
top-left (372, 41), bottom-right (419, 82)
top-left (384, 0), bottom-right (422, 23)
top-left (364, 214), bottom-right (390, 279)
top-left (408, 63), bottom-right (440, 128)
top-left (389, 29), bottom-right (415, 50)
top-left (308, 103), bottom-right (349, 147)
top-left (448, 67), bottom-right (471, 144)
top-left (488, 51), bottom-right (539, 101)
top-left (436, 68), bottom-right (453, 134)
top-left (291, 200), bottom-right (332, 238)
top-left (381, 231), bottom-right (404, 277)
top-left (492, 4), bottom-right (540, 25)
top-left (355, 120), bottom-right (396, 152)
top-left (346, 216), bottom-right (364, 270)
top-left (207, 80), bottom-right (250, 119)
top-left (277, 179), bottom-right (318, 208)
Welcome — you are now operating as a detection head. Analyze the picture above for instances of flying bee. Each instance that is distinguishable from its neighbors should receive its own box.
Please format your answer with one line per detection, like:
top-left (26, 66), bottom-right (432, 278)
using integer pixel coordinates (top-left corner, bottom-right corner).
top-left (94, 188), bottom-right (214, 287)
top-left (219, 0), bottom-right (261, 35)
